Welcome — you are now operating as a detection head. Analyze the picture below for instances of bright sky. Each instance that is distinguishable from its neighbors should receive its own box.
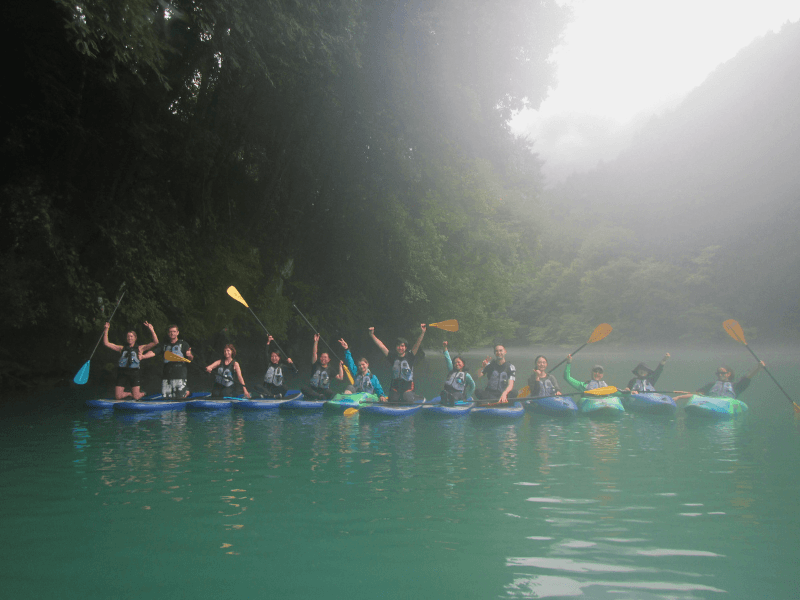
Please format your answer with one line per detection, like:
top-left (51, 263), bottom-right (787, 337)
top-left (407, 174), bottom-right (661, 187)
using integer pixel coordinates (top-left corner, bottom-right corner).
top-left (511, 0), bottom-right (800, 182)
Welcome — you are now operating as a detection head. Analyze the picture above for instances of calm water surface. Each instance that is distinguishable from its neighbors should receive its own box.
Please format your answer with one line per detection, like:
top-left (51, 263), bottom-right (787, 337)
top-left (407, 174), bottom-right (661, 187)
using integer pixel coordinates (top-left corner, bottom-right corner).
top-left (2, 350), bottom-right (800, 599)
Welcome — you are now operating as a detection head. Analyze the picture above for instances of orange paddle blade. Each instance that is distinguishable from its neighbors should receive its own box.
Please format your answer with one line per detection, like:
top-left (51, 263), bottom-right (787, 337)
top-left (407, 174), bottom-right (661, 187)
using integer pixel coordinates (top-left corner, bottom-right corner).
top-left (226, 286), bottom-right (249, 308)
top-left (723, 319), bottom-right (746, 344)
top-left (343, 408), bottom-right (359, 416)
top-left (429, 319), bottom-right (459, 332)
top-left (587, 323), bottom-right (613, 343)
top-left (517, 385), bottom-right (531, 398)
top-left (165, 351), bottom-right (191, 363)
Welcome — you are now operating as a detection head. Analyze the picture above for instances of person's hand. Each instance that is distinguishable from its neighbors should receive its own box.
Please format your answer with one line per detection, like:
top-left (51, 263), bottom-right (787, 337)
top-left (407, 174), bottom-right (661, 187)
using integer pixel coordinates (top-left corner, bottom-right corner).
top-left (379, 396), bottom-right (388, 403)
top-left (443, 340), bottom-right (448, 348)
top-left (498, 393), bottom-right (508, 404)
top-left (287, 357), bottom-right (294, 364)
top-left (267, 335), bottom-right (274, 344)
top-left (205, 365), bottom-right (212, 373)
top-left (420, 323), bottom-right (427, 333)
top-left (368, 327), bottom-right (375, 334)
top-left (567, 354), bottom-right (573, 364)
top-left (243, 388), bottom-right (251, 399)
top-left (339, 338), bottom-right (348, 350)
top-left (144, 321), bottom-right (154, 330)
top-left (104, 322), bottom-right (110, 330)
top-left (314, 333), bottom-right (320, 342)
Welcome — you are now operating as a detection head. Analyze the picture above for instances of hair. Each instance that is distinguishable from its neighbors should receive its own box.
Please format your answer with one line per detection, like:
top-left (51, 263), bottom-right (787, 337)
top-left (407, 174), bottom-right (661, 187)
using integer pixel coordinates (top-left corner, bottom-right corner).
top-left (493, 343), bottom-right (505, 351)
top-left (396, 337), bottom-right (408, 346)
top-left (358, 357), bottom-right (370, 366)
top-left (319, 351), bottom-right (330, 361)
top-left (224, 343), bottom-right (237, 358)
top-left (167, 324), bottom-right (179, 331)
top-left (534, 355), bottom-right (548, 366)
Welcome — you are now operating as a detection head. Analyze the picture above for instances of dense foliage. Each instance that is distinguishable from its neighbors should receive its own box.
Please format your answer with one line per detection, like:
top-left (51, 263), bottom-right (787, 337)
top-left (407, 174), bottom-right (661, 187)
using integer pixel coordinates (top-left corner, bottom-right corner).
top-left (1, 0), bottom-right (568, 387)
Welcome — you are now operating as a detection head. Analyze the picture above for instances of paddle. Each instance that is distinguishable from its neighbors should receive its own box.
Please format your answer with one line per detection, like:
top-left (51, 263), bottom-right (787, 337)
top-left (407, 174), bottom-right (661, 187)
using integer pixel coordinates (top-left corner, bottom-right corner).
top-left (165, 350), bottom-right (191, 363)
top-left (292, 303), bottom-right (354, 385)
top-left (723, 319), bottom-right (800, 412)
top-left (74, 290), bottom-right (126, 385)
top-left (516, 323), bottom-right (613, 398)
top-left (226, 286), bottom-right (297, 372)
top-left (428, 319), bottom-right (459, 332)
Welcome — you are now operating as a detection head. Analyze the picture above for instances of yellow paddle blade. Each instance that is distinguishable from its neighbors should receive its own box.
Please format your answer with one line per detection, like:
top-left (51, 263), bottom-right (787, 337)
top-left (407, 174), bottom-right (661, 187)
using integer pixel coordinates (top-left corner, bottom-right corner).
top-left (723, 319), bottom-right (746, 344)
top-left (587, 323), bottom-right (613, 343)
top-left (226, 286), bottom-right (249, 308)
top-left (584, 385), bottom-right (617, 396)
top-left (165, 351), bottom-right (191, 363)
top-left (794, 402), bottom-right (800, 414)
top-left (343, 408), bottom-right (359, 416)
top-left (429, 319), bottom-right (459, 332)
top-left (517, 385), bottom-right (531, 398)
top-left (343, 365), bottom-right (354, 385)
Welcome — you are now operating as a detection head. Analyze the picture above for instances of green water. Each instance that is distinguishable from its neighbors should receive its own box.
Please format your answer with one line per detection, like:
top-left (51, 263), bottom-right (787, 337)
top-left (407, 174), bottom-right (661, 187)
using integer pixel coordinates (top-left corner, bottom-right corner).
top-left (2, 349), bottom-right (800, 599)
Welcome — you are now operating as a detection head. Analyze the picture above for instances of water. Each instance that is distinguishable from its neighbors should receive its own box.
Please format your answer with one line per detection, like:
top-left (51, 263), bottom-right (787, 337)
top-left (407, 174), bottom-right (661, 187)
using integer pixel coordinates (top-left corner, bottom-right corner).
top-left (2, 349), bottom-right (800, 599)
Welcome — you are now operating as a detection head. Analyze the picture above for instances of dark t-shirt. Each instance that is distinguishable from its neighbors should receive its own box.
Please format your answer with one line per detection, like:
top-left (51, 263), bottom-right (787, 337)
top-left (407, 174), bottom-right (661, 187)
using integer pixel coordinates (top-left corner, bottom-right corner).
top-left (484, 361), bottom-right (516, 392)
top-left (160, 340), bottom-right (191, 379)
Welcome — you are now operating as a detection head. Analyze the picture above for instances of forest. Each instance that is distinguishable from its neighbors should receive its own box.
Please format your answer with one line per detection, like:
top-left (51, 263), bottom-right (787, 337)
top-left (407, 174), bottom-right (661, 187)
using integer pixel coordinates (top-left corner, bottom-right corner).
top-left (2, 1), bottom-right (799, 390)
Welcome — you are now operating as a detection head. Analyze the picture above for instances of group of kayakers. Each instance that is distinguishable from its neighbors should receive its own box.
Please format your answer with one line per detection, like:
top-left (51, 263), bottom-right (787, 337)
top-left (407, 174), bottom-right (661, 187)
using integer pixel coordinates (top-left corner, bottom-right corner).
top-left (102, 322), bottom-right (766, 402)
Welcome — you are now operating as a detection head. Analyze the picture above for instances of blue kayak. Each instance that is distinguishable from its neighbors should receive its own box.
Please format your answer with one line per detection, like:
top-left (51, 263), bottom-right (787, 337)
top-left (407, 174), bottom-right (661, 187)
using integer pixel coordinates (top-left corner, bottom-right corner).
top-left (521, 395), bottom-right (578, 416)
top-left (422, 396), bottom-right (474, 416)
top-left (578, 394), bottom-right (625, 417)
top-left (86, 392), bottom-right (163, 409)
top-left (281, 396), bottom-right (328, 410)
top-left (684, 395), bottom-right (748, 418)
top-left (470, 401), bottom-right (524, 419)
top-left (234, 390), bottom-right (301, 410)
top-left (186, 394), bottom-right (246, 410)
top-left (622, 392), bottom-right (676, 414)
top-left (359, 401), bottom-right (424, 417)
top-left (113, 391), bottom-right (211, 412)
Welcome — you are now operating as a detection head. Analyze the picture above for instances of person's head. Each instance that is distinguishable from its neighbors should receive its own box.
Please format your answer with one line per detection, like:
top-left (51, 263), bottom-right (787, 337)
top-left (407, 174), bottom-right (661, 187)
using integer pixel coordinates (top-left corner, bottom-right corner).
top-left (167, 325), bottom-right (179, 343)
top-left (632, 362), bottom-right (652, 378)
top-left (396, 337), bottom-right (408, 355)
top-left (716, 366), bottom-right (733, 381)
top-left (223, 344), bottom-right (236, 359)
top-left (494, 344), bottom-right (506, 361)
top-left (270, 350), bottom-right (281, 364)
top-left (591, 365), bottom-right (604, 381)
top-left (534, 355), bottom-right (548, 371)
top-left (453, 356), bottom-right (467, 371)
top-left (319, 351), bottom-right (330, 366)
top-left (126, 330), bottom-right (138, 347)
top-left (358, 358), bottom-right (370, 374)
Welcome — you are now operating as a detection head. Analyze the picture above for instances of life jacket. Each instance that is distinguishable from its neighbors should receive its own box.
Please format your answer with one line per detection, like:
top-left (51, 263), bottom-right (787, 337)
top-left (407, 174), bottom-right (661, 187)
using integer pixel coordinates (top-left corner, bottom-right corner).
top-left (264, 364), bottom-right (284, 386)
top-left (119, 346), bottom-right (140, 369)
top-left (354, 371), bottom-right (375, 394)
top-left (709, 380), bottom-right (736, 398)
top-left (586, 379), bottom-right (608, 390)
top-left (487, 363), bottom-right (511, 392)
top-left (163, 342), bottom-right (186, 363)
top-left (538, 376), bottom-right (557, 397)
top-left (392, 356), bottom-right (414, 382)
top-left (631, 378), bottom-right (655, 392)
top-left (444, 370), bottom-right (467, 398)
top-left (215, 360), bottom-right (236, 387)
top-left (310, 365), bottom-right (332, 389)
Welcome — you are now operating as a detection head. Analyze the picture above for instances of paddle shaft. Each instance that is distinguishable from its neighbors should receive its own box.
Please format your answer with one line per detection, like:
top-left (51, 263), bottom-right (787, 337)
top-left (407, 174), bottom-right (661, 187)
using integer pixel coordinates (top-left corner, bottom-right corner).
top-left (547, 342), bottom-right (588, 374)
top-left (86, 291), bottom-right (126, 362)
top-left (292, 304), bottom-right (345, 364)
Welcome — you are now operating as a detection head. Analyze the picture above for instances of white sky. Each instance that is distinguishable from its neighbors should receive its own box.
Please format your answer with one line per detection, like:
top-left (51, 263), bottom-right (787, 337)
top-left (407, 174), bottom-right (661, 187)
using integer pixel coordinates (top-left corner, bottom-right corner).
top-left (511, 0), bottom-right (800, 182)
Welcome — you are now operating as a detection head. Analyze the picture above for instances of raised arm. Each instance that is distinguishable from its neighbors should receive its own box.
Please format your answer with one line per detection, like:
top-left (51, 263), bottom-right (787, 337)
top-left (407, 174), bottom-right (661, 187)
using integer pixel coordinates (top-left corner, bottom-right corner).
top-left (102, 322), bottom-right (123, 352)
top-left (443, 341), bottom-right (454, 371)
top-left (563, 356), bottom-right (586, 391)
top-left (311, 333), bottom-right (320, 364)
top-left (336, 360), bottom-right (344, 381)
top-left (369, 327), bottom-right (389, 357)
top-left (139, 321), bottom-right (159, 352)
top-left (411, 324), bottom-right (427, 355)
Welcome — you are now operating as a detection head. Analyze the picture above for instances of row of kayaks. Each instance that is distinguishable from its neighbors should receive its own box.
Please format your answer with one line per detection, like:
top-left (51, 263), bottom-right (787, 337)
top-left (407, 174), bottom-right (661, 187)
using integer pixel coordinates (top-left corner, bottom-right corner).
top-left (86, 391), bottom-right (747, 418)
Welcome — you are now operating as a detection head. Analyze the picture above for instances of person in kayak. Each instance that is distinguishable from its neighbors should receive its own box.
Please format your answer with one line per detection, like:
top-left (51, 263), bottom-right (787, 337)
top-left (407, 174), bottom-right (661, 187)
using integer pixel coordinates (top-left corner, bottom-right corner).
top-left (338, 338), bottom-right (387, 401)
top-left (261, 335), bottom-right (296, 398)
top-left (674, 362), bottom-right (765, 400)
top-left (564, 355), bottom-right (608, 392)
top-left (624, 353), bottom-right (670, 392)
top-left (527, 355), bottom-right (562, 398)
top-left (475, 343), bottom-right (515, 403)
top-left (205, 344), bottom-right (250, 398)
top-left (439, 341), bottom-right (476, 406)
top-left (369, 324), bottom-right (427, 403)
top-left (102, 321), bottom-right (159, 399)
top-left (300, 333), bottom-right (343, 400)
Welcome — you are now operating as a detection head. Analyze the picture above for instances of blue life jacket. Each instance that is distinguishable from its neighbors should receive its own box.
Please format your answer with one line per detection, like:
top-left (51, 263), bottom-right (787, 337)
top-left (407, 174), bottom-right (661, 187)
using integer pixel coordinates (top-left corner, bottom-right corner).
top-left (264, 365), bottom-right (284, 386)
top-left (354, 372), bottom-right (375, 394)
top-left (119, 346), bottom-right (140, 369)
top-left (709, 380), bottom-right (736, 398)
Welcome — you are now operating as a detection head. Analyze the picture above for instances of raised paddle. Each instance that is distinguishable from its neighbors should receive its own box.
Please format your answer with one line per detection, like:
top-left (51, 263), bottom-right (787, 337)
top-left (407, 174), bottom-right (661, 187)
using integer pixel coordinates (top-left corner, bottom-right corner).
top-left (428, 319), bottom-right (459, 332)
top-left (723, 319), bottom-right (800, 412)
top-left (292, 303), bottom-right (354, 385)
top-left (165, 350), bottom-right (191, 363)
top-left (74, 290), bottom-right (126, 385)
top-left (516, 324), bottom-right (613, 398)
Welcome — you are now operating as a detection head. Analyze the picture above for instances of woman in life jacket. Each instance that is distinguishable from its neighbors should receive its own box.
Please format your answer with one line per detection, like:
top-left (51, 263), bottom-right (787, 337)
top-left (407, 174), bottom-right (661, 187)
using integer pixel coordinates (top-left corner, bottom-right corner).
top-left (624, 353), bottom-right (670, 393)
top-left (205, 344), bottom-right (250, 398)
top-left (439, 341), bottom-right (476, 405)
top-left (674, 362), bottom-right (764, 400)
top-left (338, 338), bottom-right (387, 401)
top-left (301, 333), bottom-right (343, 400)
top-left (563, 355), bottom-right (609, 392)
top-left (102, 321), bottom-right (159, 399)
top-left (527, 355), bottom-right (562, 398)
top-left (261, 335), bottom-right (296, 398)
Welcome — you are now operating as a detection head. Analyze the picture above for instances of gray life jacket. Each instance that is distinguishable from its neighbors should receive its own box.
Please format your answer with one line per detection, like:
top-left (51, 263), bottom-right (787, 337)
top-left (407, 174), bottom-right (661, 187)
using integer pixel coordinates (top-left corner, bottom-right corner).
top-left (709, 380), bottom-right (736, 398)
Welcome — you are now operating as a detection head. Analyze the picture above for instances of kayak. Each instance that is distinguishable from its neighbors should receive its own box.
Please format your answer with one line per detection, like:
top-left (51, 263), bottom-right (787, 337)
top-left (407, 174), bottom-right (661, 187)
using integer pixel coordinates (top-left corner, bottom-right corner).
top-left (684, 395), bottom-right (748, 418)
top-left (622, 392), bottom-right (677, 414)
top-left (578, 394), bottom-right (625, 417)
top-left (323, 393), bottom-right (377, 413)
top-left (359, 401), bottom-right (424, 417)
top-left (521, 395), bottom-right (578, 416)
top-left (86, 392), bottom-right (163, 408)
top-left (470, 401), bottom-right (525, 419)
top-left (113, 391), bottom-right (211, 412)
top-left (186, 394), bottom-right (245, 410)
top-left (280, 396), bottom-right (328, 410)
top-left (234, 390), bottom-right (301, 410)
top-left (422, 396), bottom-right (474, 416)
